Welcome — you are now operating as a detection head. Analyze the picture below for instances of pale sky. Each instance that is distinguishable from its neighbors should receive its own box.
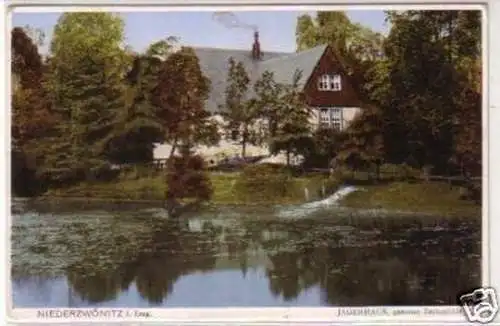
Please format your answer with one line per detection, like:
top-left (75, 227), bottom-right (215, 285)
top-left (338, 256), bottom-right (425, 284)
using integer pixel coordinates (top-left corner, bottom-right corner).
top-left (11, 10), bottom-right (389, 54)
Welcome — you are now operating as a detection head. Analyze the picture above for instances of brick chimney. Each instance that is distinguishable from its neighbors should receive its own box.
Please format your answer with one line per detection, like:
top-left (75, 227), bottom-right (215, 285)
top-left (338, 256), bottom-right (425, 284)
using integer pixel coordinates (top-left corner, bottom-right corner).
top-left (251, 31), bottom-right (261, 60)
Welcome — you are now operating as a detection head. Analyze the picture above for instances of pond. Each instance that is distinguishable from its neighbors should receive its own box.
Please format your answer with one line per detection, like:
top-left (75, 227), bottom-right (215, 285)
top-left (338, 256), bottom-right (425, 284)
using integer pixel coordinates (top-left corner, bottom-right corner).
top-left (11, 198), bottom-right (481, 308)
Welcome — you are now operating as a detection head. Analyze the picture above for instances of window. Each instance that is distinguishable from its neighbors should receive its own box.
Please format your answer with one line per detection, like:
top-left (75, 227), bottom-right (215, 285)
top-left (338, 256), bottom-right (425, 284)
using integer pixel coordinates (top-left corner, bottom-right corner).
top-left (317, 107), bottom-right (343, 130)
top-left (330, 108), bottom-right (342, 130)
top-left (319, 108), bottom-right (330, 128)
top-left (331, 75), bottom-right (342, 91)
top-left (318, 74), bottom-right (342, 91)
top-left (318, 75), bottom-right (330, 91)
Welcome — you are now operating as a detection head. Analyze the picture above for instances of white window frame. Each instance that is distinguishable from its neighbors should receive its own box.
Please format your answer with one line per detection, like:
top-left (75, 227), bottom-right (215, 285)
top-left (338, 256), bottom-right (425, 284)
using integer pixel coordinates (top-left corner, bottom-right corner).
top-left (317, 107), bottom-right (343, 130)
top-left (318, 74), bottom-right (330, 91)
top-left (319, 108), bottom-right (330, 128)
top-left (330, 108), bottom-right (342, 130)
top-left (331, 74), bottom-right (342, 91)
top-left (318, 74), bottom-right (342, 91)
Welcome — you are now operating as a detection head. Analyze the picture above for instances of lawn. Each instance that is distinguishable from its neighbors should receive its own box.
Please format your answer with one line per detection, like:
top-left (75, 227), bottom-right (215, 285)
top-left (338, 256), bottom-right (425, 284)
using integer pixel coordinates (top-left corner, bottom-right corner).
top-left (42, 171), bottom-right (481, 216)
top-left (339, 181), bottom-right (481, 216)
top-left (43, 172), bottom-right (324, 205)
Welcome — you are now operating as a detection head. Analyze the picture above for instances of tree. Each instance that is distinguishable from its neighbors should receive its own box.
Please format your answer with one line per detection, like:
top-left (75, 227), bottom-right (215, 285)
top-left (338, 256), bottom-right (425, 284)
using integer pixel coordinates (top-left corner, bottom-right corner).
top-left (11, 27), bottom-right (55, 146)
top-left (303, 127), bottom-right (343, 169)
top-left (153, 46), bottom-right (219, 158)
top-left (268, 70), bottom-right (312, 167)
top-left (221, 58), bottom-right (262, 157)
top-left (164, 146), bottom-right (213, 218)
top-left (145, 36), bottom-right (179, 59)
top-left (22, 25), bottom-right (45, 47)
top-left (40, 12), bottom-right (130, 184)
top-left (253, 70), bottom-right (283, 139)
top-left (11, 27), bottom-right (56, 195)
top-left (379, 10), bottom-right (481, 174)
top-left (336, 105), bottom-right (385, 178)
top-left (102, 39), bottom-right (179, 165)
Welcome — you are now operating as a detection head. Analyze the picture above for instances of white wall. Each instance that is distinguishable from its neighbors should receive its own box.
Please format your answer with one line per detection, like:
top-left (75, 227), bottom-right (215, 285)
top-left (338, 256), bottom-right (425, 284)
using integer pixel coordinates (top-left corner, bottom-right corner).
top-left (341, 107), bottom-right (362, 128)
top-left (153, 114), bottom-right (271, 163)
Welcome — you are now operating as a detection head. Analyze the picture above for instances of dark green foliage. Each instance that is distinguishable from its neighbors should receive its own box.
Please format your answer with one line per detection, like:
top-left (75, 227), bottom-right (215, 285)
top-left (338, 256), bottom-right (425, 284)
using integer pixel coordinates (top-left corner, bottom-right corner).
top-left (302, 128), bottom-right (341, 169)
top-left (103, 55), bottom-right (164, 164)
top-left (264, 70), bottom-right (312, 166)
top-left (37, 13), bottom-right (130, 185)
top-left (336, 105), bottom-right (384, 173)
top-left (41, 54), bottom-right (125, 184)
top-left (377, 10), bottom-right (481, 175)
top-left (222, 57), bottom-right (262, 157)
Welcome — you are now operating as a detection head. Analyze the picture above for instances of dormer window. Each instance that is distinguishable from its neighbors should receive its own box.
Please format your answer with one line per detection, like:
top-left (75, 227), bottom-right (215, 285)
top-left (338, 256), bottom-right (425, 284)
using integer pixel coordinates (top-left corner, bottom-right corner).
top-left (318, 74), bottom-right (342, 91)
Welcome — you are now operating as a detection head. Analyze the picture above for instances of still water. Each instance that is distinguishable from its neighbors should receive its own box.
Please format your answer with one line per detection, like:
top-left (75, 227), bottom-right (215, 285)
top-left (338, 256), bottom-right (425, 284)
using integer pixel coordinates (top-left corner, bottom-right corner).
top-left (11, 198), bottom-right (481, 308)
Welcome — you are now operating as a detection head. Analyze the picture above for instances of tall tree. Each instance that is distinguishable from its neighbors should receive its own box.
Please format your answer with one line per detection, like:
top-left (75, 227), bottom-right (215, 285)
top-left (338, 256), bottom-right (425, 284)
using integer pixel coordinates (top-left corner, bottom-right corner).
top-left (11, 26), bottom-right (57, 196)
top-left (380, 10), bottom-right (481, 174)
top-left (41, 12), bottom-right (130, 184)
top-left (152, 46), bottom-right (219, 158)
top-left (11, 27), bottom-right (55, 148)
top-left (102, 39), bottom-right (179, 165)
top-left (253, 70), bottom-right (283, 140)
top-left (222, 58), bottom-right (262, 158)
top-left (268, 70), bottom-right (312, 167)
top-left (336, 105), bottom-right (385, 177)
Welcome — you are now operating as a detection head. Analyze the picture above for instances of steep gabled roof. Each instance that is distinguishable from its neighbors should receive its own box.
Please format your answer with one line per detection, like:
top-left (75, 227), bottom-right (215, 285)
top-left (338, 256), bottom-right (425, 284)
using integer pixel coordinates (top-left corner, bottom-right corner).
top-left (256, 44), bottom-right (328, 88)
top-left (193, 47), bottom-right (289, 113)
top-left (193, 44), bottom-right (333, 114)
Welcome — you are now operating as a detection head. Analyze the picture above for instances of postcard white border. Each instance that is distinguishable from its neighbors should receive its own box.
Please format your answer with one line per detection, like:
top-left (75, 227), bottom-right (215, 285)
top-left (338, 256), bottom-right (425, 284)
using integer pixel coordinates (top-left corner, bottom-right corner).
top-left (2, 0), bottom-right (498, 324)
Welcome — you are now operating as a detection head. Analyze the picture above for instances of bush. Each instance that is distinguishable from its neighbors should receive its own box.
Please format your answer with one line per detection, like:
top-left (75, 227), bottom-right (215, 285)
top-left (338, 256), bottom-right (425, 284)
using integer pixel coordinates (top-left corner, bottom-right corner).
top-left (166, 154), bottom-right (213, 202)
top-left (233, 164), bottom-right (297, 202)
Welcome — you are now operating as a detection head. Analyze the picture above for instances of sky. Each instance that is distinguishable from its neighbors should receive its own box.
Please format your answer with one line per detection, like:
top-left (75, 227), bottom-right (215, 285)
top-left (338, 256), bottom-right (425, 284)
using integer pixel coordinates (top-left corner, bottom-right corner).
top-left (11, 10), bottom-right (389, 55)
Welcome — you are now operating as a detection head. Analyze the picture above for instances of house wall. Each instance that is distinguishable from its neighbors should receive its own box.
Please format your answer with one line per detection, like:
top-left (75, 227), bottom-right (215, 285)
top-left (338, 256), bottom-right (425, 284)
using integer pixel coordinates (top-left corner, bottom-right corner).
top-left (153, 114), bottom-right (271, 162)
top-left (341, 107), bottom-right (363, 128)
top-left (302, 47), bottom-right (364, 108)
top-left (153, 107), bottom-right (362, 162)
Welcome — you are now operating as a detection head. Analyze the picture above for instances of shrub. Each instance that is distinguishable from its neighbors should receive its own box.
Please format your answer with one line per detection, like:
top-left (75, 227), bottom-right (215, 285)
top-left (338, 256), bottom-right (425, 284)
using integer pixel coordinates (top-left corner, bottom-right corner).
top-left (233, 164), bottom-right (296, 202)
top-left (165, 154), bottom-right (213, 202)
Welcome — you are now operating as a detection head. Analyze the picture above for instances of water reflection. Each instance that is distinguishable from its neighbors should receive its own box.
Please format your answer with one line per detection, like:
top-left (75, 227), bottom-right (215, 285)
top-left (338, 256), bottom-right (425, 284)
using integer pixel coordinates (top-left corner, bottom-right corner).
top-left (11, 200), bottom-right (481, 307)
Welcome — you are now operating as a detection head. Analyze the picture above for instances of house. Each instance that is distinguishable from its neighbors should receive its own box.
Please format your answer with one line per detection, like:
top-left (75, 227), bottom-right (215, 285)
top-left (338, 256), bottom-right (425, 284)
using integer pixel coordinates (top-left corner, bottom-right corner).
top-left (153, 31), bottom-right (365, 164)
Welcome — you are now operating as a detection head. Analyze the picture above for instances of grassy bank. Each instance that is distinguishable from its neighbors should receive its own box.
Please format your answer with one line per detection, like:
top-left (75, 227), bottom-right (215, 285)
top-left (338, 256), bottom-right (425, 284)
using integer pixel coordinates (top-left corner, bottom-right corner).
top-left (43, 172), bottom-right (325, 205)
top-left (339, 181), bottom-right (481, 216)
top-left (41, 171), bottom-right (481, 216)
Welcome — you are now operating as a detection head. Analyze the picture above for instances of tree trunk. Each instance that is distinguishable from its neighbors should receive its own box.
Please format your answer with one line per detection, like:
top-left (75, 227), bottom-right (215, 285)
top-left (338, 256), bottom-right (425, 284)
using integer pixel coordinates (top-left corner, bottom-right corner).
top-left (241, 140), bottom-right (246, 158)
top-left (241, 127), bottom-right (247, 158)
top-left (169, 138), bottom-right (178, 159)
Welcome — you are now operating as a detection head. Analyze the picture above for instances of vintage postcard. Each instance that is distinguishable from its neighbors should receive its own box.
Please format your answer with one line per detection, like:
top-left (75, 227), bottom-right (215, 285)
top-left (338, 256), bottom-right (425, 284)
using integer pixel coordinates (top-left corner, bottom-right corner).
top-left (4, 0), bottom-right (498, 324)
